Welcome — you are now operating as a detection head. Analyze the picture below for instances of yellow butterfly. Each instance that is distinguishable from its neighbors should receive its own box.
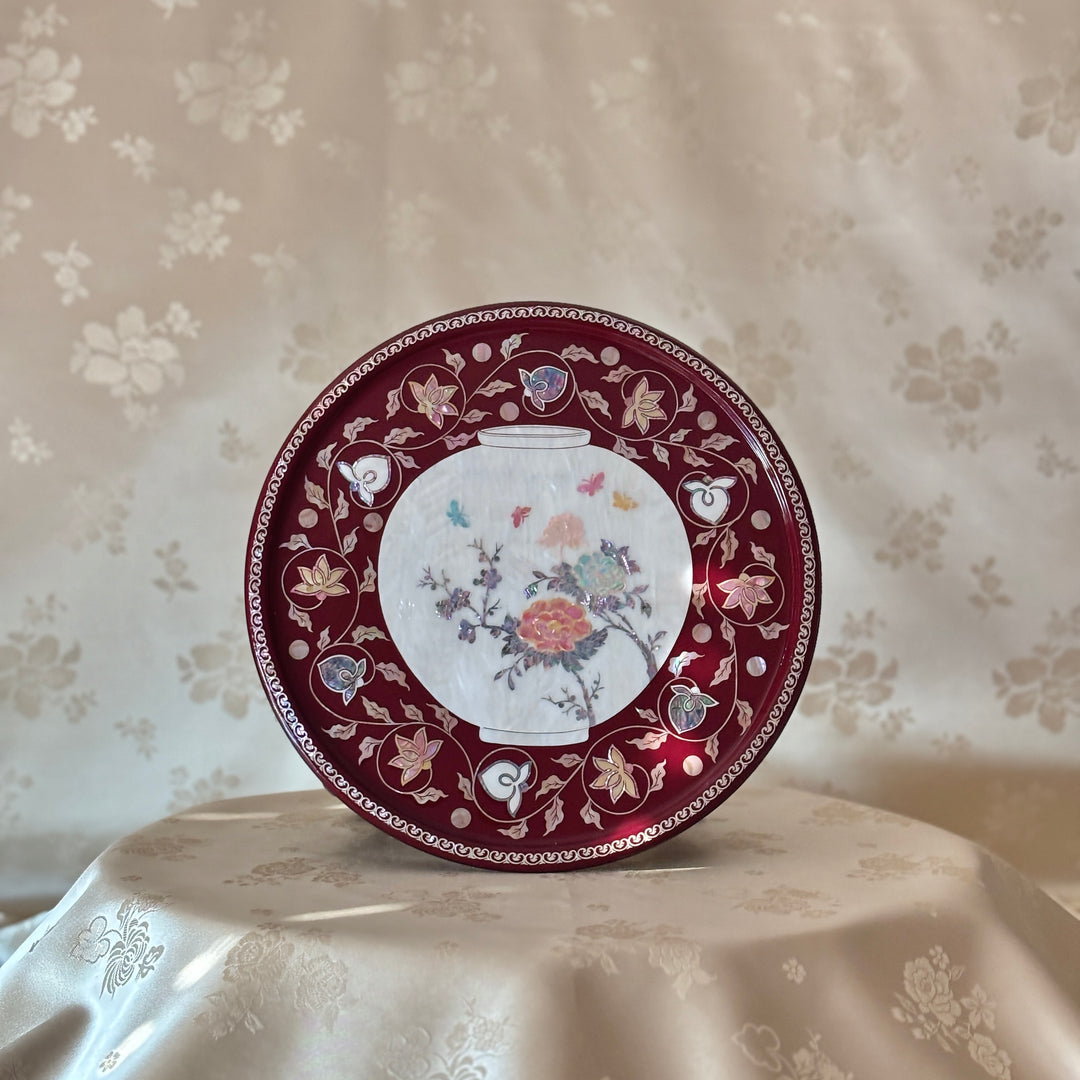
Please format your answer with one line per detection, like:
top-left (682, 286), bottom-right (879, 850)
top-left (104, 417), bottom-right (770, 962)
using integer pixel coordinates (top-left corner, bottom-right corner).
top-left (612, 490), bottom-right (638, 511)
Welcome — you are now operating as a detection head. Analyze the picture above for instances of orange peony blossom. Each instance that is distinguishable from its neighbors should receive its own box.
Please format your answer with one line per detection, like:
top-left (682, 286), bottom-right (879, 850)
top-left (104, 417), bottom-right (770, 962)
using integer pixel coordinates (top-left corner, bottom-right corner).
top-left (518, 597), bottom-right (592, 654)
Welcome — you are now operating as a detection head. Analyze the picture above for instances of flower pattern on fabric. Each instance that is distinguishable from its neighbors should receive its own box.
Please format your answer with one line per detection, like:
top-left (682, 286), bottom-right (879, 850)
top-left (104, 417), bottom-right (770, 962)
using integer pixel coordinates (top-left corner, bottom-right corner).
top-left (150, 0), bottom-right (197, 17)
top-left (733, 885), bottom-right (842, 919)
top-left (385, 13), bottom-right (503, 141)
top-left (875, 495), bottom-right (952, 572)
top-left (874, 267), bottom-right (912, 325)
top-left (556, 919), bottom-right (716, 999)
top-left (848, 852), bottom-right (973, 883)
top-left (167, 766), bottom-right (242, 813)
top-left (197, 926), bottom-right (348, 1038)
top-left (219, 420), bottom-right (257, 463)
top-left (384, 887), bottom-right (505, 924)
top-left (114, 716), bottom-right (157, 759)
top-left (153, 541), bottom-right (198, 599)
top-left (110, 134), bottom-right (157, 181)
top-left (380, 1002), bottom-right (509, 1080)
top-left (969, 556), bottom-right (1013, 617)
top-left (702, 320), bottom-right (807, 409)
top-left (0, 6), bottom-right (95, 141)
top-left (115, 833), bottom-right (204, 862)
top-left (782, 957), bottom-right (806, 983)
top-left (981, 204), bottom-right (1063, 283)
top-left (159, 189), bottom-right (241, 269)
top-left (802, 28), bottom-right (912, 162)
top-left (0, 186), bottom-right (32, 257)
top-left (903, 956), bottom-right (962, 1027)
top-left (250, 244), bottom-right (303, 290)
top-left (70, 302), bottom-right (199, 428)
top-left (8, 417), bottom-right (52, 464)
top-left (732, 1022), bottom-right (782, 1070)
top-left (70, 896), bottom-right (165, 997)
top-left (733, 1024), bottom-right (853, 1080)
top-left (385, 190), bottom-right (442, 259)
top-left (177, 611), bottom-right (258, 719)
top-left (588, 53), bottom-right (665, 142)
top-left (1035, 435), bottom-right (1078, 479)
top-left (892, 946), bottom-right (1012, 1077)
top-left (66, 478), bottom-right (133, 556)
top-left (892, 323), bottom-right (1011, 450)
top-left (0, 767), bottom-right (33, 830)
top-left (175, 10), bottom-right (303, 144)
top-left (776, 207), bottom-right (855, 275)
top-left (1016, 48), bottom-right (1080, 154)
top-left (993, 605), bottom-right (1080, 732)
top-left (42, 241), bottom-right (90, 305)
top-left (0, 596), bottom-right (91, 722)
top-left (223, 856), bottom-right (365, 888)
top-left (279, 307), bottom-right (375, 384)
top-left (800, 610), bottom-right (907, 738)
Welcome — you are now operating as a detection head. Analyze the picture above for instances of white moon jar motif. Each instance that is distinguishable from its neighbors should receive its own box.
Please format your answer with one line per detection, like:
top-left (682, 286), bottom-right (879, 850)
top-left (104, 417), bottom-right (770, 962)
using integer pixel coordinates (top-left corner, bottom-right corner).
top-left (379, 425), bottom-right (693, 745)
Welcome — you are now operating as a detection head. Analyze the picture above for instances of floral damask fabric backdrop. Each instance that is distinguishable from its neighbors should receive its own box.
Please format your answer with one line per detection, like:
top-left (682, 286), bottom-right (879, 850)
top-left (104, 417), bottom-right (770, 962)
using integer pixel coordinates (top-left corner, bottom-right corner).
top-left (1, 0), bottom-right (1078, 919)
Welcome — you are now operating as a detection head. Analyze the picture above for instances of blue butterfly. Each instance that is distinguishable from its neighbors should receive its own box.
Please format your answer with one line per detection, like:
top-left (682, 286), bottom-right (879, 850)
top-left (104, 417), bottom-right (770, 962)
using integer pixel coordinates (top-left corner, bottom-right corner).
top-left (447, 500), bottom-right (470, 527)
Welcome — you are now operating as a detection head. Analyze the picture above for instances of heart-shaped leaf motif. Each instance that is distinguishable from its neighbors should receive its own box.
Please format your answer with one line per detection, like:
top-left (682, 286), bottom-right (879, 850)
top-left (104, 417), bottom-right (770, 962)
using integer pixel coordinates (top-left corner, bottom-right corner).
top-left (683, 477), bottom-right (737, 525)
top-left (317, 654), bottom-right (366, 704)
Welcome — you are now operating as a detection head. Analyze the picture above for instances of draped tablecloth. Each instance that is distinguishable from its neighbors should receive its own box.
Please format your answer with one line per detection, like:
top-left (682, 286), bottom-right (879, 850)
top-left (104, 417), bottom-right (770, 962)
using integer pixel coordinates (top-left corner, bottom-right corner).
top-left (1, 784), bottom-right (1077, 1080)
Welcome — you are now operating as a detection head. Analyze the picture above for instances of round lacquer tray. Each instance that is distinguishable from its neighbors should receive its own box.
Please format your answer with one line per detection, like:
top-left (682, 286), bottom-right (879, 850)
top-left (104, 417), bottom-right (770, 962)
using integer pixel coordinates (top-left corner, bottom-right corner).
top-left (246, 302), bottom-right (820, 869)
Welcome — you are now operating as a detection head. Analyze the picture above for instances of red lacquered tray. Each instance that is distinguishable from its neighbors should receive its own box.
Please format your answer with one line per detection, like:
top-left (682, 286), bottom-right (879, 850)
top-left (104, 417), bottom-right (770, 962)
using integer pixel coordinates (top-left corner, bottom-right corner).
top-left (246, 302), bottom-right (820, 869)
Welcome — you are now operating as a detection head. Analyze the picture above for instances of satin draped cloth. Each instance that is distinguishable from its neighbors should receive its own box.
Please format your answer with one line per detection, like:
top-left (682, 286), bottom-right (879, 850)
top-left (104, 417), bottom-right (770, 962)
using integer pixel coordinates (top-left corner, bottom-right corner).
top-left (1, 784), bottom-right (1078, 1079)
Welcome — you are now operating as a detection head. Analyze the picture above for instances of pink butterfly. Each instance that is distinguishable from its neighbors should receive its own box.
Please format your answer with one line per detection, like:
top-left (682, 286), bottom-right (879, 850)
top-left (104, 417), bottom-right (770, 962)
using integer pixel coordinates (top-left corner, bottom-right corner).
top-left (577, 472), bottom-right (604, 496)
top-left (511, 505), bottom-right (531, 528)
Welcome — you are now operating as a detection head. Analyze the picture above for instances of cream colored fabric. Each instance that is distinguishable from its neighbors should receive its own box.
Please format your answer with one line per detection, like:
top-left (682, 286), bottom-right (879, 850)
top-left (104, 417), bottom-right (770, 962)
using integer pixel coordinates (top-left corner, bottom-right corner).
top-left (2, 0), bottom-right (1080, 924)
top-left (1, 785), bottom-right (1078, 1079)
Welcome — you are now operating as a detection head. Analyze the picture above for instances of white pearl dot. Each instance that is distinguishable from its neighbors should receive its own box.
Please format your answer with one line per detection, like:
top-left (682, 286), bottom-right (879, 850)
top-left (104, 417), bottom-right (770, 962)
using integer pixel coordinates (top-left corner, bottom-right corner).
top-left (288, 640), bottom-right (309, 660)
top-left (746, 656), bottom-right (767, 677)
top-left (751, 510), bottom-right (771, 530)
top-left (683, 755), bottom-right (703, 777)
top-left (450, 808), bottom-right (472, 829)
